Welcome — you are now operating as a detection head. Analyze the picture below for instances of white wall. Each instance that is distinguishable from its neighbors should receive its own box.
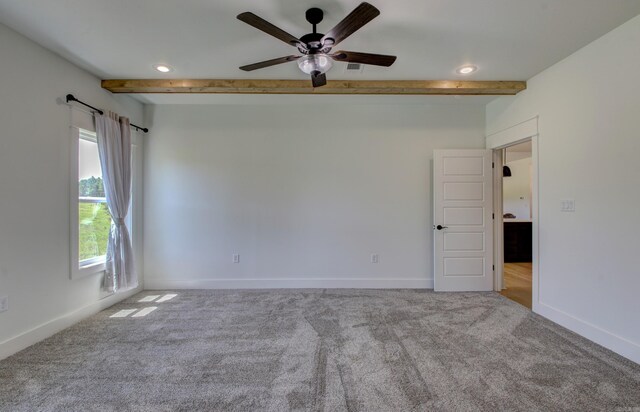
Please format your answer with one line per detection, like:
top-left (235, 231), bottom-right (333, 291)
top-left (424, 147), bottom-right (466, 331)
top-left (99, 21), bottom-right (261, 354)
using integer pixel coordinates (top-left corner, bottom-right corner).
top-left (503, 157), bottom-right (532, 219)
top-left (144, 103), bottom-right (485, 289)
top-left (0, 23), bottom-right (145, 359)
top-left (486, 15), bottom-right (640, 363)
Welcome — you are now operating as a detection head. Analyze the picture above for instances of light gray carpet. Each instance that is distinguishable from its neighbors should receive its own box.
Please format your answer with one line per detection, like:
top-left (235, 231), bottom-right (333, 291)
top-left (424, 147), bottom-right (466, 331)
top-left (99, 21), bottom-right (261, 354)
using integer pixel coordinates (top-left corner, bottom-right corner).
top-left (1, 290), bottom-right (639, 411)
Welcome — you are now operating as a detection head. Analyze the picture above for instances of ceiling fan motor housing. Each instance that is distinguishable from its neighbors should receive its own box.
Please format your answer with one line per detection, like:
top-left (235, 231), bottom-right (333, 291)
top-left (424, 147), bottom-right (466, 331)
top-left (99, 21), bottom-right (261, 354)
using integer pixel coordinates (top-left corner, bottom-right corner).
top-left (299, 8), bottom-right (333, 54)
top-left (299, 33), bottom-right (330, 54)
top-left (305, 7), bottom-right (324, 25)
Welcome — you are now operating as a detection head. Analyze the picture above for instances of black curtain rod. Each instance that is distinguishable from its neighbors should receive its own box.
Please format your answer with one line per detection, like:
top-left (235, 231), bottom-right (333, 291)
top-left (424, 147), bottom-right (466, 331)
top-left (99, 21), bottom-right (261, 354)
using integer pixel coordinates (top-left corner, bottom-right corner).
top-left (66, 94), bottom-right (149, 133)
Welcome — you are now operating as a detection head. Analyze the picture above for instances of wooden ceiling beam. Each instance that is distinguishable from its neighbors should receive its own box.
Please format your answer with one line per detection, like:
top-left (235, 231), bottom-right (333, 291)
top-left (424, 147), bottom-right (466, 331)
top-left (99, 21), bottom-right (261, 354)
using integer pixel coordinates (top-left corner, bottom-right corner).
top-left (101, 79), bottom-right (526, 95)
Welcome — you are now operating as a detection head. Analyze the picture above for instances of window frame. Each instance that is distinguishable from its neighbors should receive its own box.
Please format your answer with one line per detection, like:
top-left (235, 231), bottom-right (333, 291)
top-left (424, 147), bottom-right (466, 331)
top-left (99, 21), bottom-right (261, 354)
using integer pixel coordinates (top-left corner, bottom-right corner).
top-left (71, 128), bottom-right (108, 279)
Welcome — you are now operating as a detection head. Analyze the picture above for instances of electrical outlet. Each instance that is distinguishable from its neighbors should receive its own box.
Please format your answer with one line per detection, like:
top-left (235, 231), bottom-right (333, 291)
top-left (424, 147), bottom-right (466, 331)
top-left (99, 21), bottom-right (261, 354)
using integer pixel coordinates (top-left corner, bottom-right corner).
top-left (233, 254), bottom-right (240, 264)
top-left (371, 254), bottom-right (379, 264)
top-left (0, 296), bottom-right (8, 313)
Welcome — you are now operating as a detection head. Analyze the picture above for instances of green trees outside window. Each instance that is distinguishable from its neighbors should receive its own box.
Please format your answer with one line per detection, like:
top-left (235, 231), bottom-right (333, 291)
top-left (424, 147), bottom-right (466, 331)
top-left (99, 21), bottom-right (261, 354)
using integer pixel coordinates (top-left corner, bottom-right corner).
top-left (79, 176), bottom-right (111, 261)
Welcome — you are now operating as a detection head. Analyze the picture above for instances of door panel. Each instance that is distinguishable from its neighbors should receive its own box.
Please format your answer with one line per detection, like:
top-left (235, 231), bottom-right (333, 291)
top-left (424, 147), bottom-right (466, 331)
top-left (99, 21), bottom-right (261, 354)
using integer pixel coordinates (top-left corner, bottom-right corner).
top-left (444, 257), bottom-right (485, 276)
top-left (434, 150), bottom-right (493, 291)
top-left (444, 182), bottom-right (484, 200)
top-left (443, 208), bottom-right (484, 226)
top-left (444, 233), bottom-right (485, 251)
top-left (443, 156), bottom-right (484, 175)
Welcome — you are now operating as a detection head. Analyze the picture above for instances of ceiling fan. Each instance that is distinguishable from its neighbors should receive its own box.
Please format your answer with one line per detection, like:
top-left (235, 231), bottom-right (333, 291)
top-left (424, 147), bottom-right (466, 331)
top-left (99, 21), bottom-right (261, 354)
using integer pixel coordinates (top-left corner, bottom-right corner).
top-left (237, 2), bottom-right (396, 88)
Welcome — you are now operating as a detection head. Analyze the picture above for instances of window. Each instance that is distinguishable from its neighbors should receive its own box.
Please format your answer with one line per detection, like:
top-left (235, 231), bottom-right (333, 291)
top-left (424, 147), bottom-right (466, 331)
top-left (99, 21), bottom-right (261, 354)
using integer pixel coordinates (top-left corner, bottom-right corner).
top-left (70, 129), bottom-right (110, 277)
top-left (78, 131), bottom-right (111, 266)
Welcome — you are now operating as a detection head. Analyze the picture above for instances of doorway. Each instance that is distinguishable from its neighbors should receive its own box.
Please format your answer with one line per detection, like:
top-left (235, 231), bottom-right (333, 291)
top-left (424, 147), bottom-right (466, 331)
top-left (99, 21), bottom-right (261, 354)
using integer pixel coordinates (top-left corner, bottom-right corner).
top-left (495, 140), bottom-right (533, 308)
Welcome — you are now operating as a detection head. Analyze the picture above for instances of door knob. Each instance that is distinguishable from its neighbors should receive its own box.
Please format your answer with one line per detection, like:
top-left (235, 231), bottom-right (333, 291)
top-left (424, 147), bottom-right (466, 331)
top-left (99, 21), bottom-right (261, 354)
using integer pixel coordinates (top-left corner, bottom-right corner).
top-left (435, 225), bottom-right (448, 230)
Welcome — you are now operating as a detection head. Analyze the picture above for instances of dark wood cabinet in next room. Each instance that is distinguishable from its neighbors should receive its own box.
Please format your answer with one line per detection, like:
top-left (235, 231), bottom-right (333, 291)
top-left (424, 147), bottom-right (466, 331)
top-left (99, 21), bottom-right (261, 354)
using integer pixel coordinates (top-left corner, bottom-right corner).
top-left (504, 221), bottom-right (532, 262)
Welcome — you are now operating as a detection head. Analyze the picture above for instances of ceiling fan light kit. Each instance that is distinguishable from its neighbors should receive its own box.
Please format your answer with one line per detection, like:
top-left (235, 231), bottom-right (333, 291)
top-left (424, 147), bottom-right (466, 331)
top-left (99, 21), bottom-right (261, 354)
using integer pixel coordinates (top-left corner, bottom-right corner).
top-left (237, 2), bottom-right (397, 87)
top-left (297, 55), bottom-right (333, 75)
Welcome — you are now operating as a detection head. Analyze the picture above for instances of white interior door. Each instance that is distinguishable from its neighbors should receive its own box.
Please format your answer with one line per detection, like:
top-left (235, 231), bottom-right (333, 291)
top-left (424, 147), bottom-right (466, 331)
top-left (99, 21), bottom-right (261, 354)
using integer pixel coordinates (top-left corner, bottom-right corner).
top-left (433, 150), bottom-right (493, 291)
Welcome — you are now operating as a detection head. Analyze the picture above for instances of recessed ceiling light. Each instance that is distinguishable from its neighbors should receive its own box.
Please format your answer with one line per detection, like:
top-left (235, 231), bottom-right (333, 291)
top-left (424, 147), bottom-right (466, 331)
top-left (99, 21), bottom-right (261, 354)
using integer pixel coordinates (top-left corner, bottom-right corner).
top-left (154, 64), bottom-right (172, 73)
top-left (456, 65), bottom-right (477, 75)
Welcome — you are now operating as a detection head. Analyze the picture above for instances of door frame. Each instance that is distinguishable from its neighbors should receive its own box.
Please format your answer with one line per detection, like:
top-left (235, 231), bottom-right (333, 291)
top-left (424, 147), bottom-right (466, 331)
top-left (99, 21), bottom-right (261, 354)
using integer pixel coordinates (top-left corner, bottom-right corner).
top-left (487, 117), bottom-right (539, 312)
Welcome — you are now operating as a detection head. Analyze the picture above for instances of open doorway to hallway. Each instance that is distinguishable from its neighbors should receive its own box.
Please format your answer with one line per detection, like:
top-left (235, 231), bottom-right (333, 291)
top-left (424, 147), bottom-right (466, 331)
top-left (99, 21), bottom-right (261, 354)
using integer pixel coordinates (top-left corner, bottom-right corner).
top-left (498, 141), bottom-right (533, 308)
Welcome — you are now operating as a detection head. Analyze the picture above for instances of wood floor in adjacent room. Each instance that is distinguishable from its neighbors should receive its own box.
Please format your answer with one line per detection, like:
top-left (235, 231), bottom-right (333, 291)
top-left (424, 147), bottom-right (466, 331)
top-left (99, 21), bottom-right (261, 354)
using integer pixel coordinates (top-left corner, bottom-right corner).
top-left (501, 262), bottom-right (533, 309)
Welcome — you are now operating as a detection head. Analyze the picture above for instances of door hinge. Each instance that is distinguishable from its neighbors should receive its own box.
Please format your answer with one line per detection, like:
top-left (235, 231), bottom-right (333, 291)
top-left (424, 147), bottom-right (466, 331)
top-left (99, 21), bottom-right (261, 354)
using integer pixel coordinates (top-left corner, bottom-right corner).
top-left (493, 265), bottom-right (495, 271)
top-left (492, 213), bottom-right (495, 219)
top-left (492, 162), bottom-right (495, 169)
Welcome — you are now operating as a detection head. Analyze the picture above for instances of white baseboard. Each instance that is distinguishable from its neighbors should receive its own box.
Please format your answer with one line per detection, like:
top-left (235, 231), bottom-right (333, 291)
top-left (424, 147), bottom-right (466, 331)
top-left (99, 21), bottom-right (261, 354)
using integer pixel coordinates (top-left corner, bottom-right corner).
top-left (0, 287), bottom-right (142, 361)
top-left (536, 301), bottom-right (640, 365)
top-left (145, 277), bottom-right (434, 290)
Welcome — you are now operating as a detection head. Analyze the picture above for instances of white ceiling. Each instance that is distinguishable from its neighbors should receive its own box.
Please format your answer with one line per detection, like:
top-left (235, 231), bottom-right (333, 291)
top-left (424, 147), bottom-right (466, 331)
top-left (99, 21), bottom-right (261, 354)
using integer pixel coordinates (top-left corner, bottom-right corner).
top-left (1, 0), bottom-right (639, 105)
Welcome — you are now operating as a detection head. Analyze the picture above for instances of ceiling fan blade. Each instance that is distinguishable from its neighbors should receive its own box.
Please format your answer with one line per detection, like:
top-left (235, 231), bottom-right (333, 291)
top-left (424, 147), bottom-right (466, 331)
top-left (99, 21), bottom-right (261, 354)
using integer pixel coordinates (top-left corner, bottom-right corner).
top-left (237, 12), bottom-right (302, 47)
top-left (239, 55), bottom-right (300, 71)
top-left (311, 71), bottom-right (327, 88)
top-left (330, 50), bottom-right (396, 66)
top-left (321, 2), bottom-right (380, 47)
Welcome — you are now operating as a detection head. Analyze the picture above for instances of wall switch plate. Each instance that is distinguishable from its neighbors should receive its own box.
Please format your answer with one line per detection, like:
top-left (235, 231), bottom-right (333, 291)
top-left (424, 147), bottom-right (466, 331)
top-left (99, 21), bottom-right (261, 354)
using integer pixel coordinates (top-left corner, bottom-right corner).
top-left (233, 254), bottom-right (240, 263)
top-left (561, 199), bottom-right (575, 212)
top-left (0, 296), bottom-right (8, 313)
top-left (371, 254), bottom-right (379, 264)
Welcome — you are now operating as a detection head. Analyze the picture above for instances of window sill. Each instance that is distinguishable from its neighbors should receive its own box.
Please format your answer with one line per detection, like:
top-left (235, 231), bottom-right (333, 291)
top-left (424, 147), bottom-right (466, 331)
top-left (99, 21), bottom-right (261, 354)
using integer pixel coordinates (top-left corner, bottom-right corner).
top-left (71, 258), bottom-right (106, 280)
